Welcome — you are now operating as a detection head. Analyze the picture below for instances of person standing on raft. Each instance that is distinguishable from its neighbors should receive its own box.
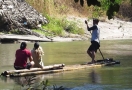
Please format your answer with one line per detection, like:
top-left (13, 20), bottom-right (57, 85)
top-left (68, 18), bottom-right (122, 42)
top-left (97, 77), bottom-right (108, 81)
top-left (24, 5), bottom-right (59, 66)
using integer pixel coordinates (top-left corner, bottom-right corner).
top-left (85, 18), bottom-right (100, 64)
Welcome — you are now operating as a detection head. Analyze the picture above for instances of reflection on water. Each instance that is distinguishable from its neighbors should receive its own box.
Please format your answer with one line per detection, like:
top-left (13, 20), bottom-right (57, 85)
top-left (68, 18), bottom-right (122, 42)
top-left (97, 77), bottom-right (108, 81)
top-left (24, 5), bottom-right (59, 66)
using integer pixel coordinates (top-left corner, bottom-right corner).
top-left (1, 40), bottom-right (132, 90)
top-left (13, 75), bottom-right (46, 90)
top-left (89, 69), bottom-right (101, 84)
top-left (1, 75), bottom-right (46, 90)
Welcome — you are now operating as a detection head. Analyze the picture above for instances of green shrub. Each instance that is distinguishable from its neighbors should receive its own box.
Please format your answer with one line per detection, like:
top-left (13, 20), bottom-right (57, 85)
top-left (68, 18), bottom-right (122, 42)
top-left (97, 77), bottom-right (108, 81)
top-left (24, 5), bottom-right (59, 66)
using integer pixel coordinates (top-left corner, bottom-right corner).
top-left (42, 15), bottom-right (84, 36)
top-left (42, 15), bottom-right (63, 35)
top-left (62, 20), bottom-right (84, 35)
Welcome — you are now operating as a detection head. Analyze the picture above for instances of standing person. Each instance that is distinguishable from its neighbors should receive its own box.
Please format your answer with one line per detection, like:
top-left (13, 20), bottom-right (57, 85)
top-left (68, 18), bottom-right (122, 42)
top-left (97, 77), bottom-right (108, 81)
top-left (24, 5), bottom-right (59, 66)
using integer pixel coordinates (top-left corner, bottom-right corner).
top-left (14, 42), bottom-right (34, 70)
top-left (31, 42), bottom-right (44, 68)
top-left (85, 18), bottom-right (100, 64)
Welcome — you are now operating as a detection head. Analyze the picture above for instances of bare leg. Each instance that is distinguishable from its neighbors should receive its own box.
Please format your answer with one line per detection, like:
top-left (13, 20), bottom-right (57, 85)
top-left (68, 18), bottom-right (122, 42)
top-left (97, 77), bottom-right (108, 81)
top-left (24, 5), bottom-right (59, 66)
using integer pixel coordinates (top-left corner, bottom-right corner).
top-left (87, 50), bottom-right (92, 58)
top-left (87, 50), bottom-right (96, 63)
top-left (91, 51), bottom-right (95, 63)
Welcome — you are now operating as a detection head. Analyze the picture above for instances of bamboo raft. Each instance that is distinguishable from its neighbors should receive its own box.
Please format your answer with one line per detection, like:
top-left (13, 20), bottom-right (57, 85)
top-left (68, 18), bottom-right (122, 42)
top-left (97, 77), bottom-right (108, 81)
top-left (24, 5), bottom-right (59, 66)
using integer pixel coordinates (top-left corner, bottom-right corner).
top-left (1, 59), bottom-right (120, 77)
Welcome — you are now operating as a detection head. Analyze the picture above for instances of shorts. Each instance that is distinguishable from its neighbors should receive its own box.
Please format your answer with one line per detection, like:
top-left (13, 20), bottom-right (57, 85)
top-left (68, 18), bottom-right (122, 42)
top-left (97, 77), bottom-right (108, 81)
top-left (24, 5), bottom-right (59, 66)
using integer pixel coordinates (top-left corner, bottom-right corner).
top-left (88, 41), bottom-right (100, 52)
top-left (14, 63), bottom-right (32, 70)
top-left (14, 66), bottom-right (25, 70)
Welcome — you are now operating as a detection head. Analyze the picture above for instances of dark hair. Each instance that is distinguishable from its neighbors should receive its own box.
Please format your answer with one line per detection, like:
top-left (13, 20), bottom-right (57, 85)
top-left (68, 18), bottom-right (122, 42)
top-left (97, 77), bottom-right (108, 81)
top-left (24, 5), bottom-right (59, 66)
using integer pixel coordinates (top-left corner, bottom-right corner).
top-left (20, 42), bottom-right (27, 50)
top-left (34, 42), bottom-right (39, 49)
top-left (93, 18), bottom-right (99, 23)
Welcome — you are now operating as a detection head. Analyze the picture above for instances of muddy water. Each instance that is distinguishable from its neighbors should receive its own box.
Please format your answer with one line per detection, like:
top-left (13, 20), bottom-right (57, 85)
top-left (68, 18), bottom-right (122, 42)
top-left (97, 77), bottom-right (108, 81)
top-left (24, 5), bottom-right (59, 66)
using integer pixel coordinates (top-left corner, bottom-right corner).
top-left (0, 40), bottom-right (132, 90)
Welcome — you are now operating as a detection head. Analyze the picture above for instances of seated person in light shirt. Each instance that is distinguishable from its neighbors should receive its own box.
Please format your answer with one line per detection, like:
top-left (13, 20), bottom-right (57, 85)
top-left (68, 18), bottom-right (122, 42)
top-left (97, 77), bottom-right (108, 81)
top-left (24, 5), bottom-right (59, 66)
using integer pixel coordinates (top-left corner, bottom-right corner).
top-left (31, 42), bottom-right (44, 69)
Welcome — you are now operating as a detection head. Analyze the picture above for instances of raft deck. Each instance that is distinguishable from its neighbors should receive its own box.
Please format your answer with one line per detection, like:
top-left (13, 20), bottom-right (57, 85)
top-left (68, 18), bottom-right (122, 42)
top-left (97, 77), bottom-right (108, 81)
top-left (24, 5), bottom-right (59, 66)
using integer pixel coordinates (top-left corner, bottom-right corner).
top-left (1, 59), bottom-right (120, 77)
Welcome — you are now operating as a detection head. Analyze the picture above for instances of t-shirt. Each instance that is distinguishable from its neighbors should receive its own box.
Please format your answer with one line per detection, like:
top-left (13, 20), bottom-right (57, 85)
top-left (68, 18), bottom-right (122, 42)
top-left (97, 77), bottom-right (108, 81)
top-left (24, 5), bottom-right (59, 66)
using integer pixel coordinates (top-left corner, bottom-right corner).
top-left (14, 48), bottom-right (31, 67)
top-left (88, 24), bottom-right (100, 43)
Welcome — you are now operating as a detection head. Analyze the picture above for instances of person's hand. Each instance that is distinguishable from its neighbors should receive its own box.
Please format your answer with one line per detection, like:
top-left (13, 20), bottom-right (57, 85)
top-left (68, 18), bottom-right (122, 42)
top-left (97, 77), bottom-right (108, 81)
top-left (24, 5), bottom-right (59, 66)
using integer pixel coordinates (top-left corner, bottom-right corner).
top-left (85, 20), bottom-right (87, 25)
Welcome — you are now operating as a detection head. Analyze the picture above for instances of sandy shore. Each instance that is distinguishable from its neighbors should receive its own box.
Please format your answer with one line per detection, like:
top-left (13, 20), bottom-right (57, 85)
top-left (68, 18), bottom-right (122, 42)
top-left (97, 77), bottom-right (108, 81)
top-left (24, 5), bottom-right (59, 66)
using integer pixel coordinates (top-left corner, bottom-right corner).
top-left (67, 16), bottom-right (132, 40)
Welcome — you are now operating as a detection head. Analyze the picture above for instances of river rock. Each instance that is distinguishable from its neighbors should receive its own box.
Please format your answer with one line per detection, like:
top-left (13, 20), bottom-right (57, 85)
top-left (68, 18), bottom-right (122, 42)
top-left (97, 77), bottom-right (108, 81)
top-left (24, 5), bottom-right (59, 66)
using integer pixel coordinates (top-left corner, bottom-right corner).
top-left (0, 0), bottom-right (48, 37)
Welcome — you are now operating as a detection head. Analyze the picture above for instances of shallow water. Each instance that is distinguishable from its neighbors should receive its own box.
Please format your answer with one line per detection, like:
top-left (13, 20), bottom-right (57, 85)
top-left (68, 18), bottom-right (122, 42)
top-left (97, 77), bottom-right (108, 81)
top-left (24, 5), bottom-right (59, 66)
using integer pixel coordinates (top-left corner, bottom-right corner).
top-left (0, 40), bottom-right (132, 90)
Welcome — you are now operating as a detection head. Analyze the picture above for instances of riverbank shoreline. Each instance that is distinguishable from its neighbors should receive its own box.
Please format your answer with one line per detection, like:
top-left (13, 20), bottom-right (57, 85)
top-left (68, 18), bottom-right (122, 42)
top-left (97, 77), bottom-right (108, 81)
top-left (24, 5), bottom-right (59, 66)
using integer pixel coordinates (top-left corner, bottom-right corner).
top-left (0, 33), bottom-right (132, 44)
top-left (0, 34), bottom-right (83, 43)
top-left (0, 16), bottom-right (132, 43)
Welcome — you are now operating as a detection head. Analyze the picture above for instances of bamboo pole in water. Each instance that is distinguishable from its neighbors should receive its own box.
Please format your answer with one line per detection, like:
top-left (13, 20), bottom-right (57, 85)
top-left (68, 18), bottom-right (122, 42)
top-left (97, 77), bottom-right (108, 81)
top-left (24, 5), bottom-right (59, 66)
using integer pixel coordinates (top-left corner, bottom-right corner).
top-left (9, 64), bottom-right (103, 77)
top-left (10, 69), bottom-right (64, 77)
top-left (3, 64), bottom-right (65, 76)
top-left (1, 61), bottom-right (120, 77)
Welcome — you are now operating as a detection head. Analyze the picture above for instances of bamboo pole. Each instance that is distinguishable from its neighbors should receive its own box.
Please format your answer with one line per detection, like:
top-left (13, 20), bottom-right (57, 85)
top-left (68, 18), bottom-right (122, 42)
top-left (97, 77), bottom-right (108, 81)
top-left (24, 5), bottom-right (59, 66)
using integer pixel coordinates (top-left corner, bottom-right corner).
top-left (1, 61), bottom-right (120, 77)
top-left (10, 69), bottom-right (64, 77)
top-left (3, 64), bottom-right (65, 76)
top-left (9, 64), bottom-right (103, 77)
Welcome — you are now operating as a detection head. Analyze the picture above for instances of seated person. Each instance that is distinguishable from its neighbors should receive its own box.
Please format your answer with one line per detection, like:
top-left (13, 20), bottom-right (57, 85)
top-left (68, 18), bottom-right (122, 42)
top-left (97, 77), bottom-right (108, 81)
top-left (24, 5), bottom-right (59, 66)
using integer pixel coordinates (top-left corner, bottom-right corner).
top-left (14, 42), bottom-right (34, 70)
top-left (31, 42), bottom-right (44, 68)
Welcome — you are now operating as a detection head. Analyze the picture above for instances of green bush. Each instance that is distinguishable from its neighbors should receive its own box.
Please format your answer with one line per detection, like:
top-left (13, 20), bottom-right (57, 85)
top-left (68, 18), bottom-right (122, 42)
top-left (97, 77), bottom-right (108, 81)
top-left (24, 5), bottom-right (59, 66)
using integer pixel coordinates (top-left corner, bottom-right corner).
top-left (62, 20), bottom-right (84, 35)
top-left (42, 15), bottom-right (63, 35)
top-left (42, 15), bottom-right (84, 36)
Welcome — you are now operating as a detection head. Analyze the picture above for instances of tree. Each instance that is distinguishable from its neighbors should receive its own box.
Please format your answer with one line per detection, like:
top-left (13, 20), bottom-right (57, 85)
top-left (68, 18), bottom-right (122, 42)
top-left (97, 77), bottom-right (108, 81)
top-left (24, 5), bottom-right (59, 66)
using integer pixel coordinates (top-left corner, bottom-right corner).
top-left (74, 0), bottom-right (129, 19)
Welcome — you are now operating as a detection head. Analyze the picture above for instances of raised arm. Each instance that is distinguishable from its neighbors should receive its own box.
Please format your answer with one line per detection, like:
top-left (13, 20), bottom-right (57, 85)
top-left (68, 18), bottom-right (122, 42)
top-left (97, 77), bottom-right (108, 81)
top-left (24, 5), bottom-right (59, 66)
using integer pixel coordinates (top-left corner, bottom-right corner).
top-left (85, 20), bottom-right (97, 31)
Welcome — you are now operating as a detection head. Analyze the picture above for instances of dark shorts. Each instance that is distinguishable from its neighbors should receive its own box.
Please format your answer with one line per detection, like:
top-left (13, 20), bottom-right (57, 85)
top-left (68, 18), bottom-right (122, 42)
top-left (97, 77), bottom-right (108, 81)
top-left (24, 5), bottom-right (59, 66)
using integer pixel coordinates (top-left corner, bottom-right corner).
top-left (14, 66), bottom-right (25, 70)
top-left (14, 63), bottom-right (32, 70)
top-left (88, 41), bottom-right (100, 52)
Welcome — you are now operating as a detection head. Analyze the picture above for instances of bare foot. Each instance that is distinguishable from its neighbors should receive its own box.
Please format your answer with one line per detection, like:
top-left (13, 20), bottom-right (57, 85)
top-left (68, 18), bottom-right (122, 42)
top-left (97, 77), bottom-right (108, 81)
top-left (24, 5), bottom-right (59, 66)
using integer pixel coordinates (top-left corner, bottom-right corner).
top-left (87, 60), bottom-right (96, 64)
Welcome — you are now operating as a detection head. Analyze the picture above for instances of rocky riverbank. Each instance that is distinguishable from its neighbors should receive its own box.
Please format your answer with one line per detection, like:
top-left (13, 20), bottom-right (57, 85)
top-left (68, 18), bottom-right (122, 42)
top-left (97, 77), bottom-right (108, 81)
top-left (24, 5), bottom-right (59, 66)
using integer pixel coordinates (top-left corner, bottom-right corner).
top-left (0, 0), bottom-right (132, 42)
top-left (0, 16), bottom-right (132, 43)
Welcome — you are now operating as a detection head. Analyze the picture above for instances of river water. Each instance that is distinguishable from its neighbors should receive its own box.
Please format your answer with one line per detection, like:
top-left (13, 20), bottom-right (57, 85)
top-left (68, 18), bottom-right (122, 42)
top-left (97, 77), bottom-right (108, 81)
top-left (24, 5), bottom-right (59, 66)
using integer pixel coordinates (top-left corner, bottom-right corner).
top-left (0, 40), bottom-right (132, 90)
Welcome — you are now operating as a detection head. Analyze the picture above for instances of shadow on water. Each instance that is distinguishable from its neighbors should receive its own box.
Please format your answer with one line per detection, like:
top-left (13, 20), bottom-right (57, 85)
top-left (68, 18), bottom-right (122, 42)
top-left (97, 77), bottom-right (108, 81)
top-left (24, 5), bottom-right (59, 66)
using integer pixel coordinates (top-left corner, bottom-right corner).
top-left (0, 75), bottom-right (44, 89)
top-left (0, 74), bottom-right (69, 90)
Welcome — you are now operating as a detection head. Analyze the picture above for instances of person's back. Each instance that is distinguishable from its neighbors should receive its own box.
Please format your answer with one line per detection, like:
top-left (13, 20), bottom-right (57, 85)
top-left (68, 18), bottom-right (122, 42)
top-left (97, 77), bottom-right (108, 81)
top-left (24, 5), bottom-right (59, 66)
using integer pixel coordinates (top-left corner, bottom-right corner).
top-left (14, 49), bottom-right (30, 67)
top-left (31, 48), bottom-right (41, 63)
top-left (14, 42), bottom-right (34, 70)
top-left (31, 42), bottom-right (44, 68)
